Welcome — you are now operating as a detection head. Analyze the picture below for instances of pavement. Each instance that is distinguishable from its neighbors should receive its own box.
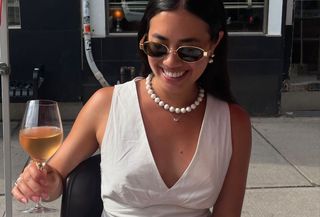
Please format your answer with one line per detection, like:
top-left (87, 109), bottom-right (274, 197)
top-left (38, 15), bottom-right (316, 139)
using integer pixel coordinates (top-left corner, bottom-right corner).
top-left (0, 116), bottom-right (320, 217)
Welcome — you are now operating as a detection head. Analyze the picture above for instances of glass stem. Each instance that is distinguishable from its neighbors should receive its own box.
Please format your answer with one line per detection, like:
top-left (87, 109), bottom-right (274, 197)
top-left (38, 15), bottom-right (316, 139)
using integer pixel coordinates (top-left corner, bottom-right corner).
top-left (35, 200), bottom-right (43, 208)
top-left (35, 161), bottom-right (45, 207)
top-left (36, 162), bottom-right (46, 170)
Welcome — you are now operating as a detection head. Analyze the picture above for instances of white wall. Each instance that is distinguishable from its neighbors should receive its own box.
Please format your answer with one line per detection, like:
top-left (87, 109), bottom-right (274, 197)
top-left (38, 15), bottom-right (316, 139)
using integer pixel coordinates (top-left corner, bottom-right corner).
top-left (90, 0), bottom-right (106, 38)
top-left (267, 0), bottom-right (284, 36)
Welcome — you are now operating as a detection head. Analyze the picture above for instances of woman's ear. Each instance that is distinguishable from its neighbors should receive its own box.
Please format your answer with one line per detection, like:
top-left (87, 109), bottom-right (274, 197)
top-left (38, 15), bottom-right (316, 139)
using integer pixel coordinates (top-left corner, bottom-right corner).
top-left (211, 31), bottom-right (224, 53)
top-left (139, 35), bottom-right (146, 45)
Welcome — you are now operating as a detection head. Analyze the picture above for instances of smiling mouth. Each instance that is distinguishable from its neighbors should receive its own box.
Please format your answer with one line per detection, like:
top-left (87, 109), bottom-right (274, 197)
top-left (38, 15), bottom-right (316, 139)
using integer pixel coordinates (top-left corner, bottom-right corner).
top-left (162, 70), bottom-right (185, 78)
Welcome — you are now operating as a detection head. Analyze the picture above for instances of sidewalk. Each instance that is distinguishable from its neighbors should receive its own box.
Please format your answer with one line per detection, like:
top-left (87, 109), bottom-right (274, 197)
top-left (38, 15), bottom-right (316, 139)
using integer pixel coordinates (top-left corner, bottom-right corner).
top-left (1, 117), bottom-right (320, 217)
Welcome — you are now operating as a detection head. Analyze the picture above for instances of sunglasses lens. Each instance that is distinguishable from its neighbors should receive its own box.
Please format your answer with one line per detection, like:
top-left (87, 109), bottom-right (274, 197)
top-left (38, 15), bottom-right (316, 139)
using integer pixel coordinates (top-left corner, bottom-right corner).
top-left (142, 41), bottom-right (205, 62)
top-left (178, 47), bottom-right (204, 62)
top-left (143, 42), bottom-right (167, 57)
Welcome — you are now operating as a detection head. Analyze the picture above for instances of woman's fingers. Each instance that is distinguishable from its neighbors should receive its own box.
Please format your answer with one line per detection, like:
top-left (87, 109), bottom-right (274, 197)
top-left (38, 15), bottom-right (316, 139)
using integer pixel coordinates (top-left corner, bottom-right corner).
top-left (26, 163), bottom-right (48, 187)
top-left (11, 185), bottom-right (28, 203)
top-left (11, 177), bottom-right (28, 203)
top-left (12, 162), bottom-right (49, 203)
top-left (12, 175), bottom-right (37, 203)
top-left (27, 163), bottom-right (50, 200)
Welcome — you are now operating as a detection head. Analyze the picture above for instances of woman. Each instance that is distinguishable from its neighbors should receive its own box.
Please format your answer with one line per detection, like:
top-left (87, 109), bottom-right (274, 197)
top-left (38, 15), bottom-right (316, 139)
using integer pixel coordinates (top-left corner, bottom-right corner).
top-left (12, 0), bottom-right (251, 216)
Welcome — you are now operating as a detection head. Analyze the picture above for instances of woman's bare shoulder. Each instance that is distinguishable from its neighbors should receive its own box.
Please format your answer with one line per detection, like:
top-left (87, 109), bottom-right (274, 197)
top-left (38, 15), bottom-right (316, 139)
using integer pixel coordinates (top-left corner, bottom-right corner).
top-left (76, 86), bottom-right (115, 130)
top-left (228, 103), bottom-right (252, 149)
top-left (90, 86), bottom-right (115, 104)
top-left (228, 103), bottom-right (251, 129)
top-left (82, 86), bottom-right (115, 112)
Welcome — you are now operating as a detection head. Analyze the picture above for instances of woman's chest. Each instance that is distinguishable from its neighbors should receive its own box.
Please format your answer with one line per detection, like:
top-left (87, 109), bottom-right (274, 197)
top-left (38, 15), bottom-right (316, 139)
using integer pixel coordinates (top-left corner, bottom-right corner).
top-left (143, 112), bottom-right (203, 188)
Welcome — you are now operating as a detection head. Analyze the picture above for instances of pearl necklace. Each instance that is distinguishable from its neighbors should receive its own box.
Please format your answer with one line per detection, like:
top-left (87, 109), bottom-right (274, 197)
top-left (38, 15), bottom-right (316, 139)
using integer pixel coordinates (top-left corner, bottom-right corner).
top-left (145, 74), bottom-right (205, 121)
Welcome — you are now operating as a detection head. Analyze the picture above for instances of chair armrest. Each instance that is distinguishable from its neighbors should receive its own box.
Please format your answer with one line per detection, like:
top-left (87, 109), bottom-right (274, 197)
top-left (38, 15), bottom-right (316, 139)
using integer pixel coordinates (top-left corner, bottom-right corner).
top-left (60, 154), bottom-right (103, 217)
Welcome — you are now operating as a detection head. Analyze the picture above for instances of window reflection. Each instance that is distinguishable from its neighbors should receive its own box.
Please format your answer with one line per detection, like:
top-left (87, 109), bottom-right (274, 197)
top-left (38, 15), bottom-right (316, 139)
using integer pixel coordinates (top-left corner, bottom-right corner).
top-left (109, 0), bottom-right (145, 33)
top-left (107, 0), bottom-right (266, 34)
top-left (224, 0), bottom-right (265, 32)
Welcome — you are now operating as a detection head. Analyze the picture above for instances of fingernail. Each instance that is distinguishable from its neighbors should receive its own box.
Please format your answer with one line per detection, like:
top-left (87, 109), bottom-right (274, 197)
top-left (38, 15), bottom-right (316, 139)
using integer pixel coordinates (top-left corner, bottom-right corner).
top-left (31, 196), bottom-right (40, 203)
top-left (21, 198), bottom-right (28, 204)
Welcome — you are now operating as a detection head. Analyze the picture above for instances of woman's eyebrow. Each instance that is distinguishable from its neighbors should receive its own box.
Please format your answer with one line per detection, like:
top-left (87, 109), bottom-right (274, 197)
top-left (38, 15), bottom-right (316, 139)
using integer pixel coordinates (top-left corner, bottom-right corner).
top-left (180, 38), bottom-right (201, 43)
top-left (150, 33), bottom-right (200, 43)
top-left (150, 33), bottom-right (168, 41)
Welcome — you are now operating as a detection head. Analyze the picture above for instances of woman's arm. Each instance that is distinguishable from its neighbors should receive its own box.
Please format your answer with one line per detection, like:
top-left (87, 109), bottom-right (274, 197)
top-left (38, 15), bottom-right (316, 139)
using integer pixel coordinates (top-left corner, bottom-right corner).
top-left (211, 104), bottom-right (252, 217)
top-left (12, 87), bottom-right (114, 203)
top-left (49, 86), bottom-right (114, 179)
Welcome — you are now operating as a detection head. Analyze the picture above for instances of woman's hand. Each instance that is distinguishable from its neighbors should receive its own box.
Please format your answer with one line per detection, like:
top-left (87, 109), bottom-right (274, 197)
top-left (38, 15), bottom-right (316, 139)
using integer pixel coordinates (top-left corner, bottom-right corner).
top-left (11, 161), bottom-right (54, 204)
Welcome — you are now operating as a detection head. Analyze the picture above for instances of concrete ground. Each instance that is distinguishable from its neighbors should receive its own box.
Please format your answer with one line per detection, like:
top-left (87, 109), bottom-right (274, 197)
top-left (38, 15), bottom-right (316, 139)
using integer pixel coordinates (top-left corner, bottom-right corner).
top-left (1, 117), bottom-right (320, 217)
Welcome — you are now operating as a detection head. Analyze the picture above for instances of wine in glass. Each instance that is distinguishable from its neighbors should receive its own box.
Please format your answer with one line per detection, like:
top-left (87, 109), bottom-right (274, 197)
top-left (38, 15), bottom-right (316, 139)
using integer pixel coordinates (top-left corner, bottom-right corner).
top-left (19, 99), bottom-right (63, 213)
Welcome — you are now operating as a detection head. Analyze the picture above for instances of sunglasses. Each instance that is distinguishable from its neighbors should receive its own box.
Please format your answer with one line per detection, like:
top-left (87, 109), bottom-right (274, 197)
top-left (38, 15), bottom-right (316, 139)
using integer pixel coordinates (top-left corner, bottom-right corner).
top-left (139, 41), bottom-right (210, 63)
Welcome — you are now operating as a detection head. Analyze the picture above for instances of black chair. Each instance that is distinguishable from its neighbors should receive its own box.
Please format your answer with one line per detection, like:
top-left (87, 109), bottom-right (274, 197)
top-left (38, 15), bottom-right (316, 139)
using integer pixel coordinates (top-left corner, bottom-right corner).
top-left (60, 154), bottom-right (103, 217)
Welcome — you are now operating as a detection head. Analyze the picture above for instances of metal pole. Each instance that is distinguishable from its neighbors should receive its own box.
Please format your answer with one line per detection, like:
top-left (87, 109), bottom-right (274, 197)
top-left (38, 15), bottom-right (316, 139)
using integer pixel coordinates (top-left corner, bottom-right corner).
top-left (318, 36), bottom-right (320, 73)
top-left (0, 0), bottom-right (12, 215)
top-left (300, 0), bottom-right (303, 66)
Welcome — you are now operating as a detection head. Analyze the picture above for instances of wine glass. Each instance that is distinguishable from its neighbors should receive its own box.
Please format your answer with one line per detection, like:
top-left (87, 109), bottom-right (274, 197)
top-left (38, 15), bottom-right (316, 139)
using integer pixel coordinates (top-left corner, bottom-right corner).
top-left (19, 99), bottom-right (63, 213)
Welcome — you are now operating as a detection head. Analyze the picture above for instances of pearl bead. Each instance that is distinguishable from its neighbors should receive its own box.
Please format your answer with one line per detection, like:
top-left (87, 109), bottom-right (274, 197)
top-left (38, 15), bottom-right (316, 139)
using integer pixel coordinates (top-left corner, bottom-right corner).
top-left (145, 74), bottom-right (205, 116)
top-left (155, 97), bottom-right (160, 103)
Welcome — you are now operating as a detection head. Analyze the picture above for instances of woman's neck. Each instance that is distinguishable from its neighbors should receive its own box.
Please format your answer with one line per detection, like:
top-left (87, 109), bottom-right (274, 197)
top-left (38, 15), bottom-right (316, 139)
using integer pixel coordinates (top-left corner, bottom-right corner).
top-left (150, 76), bottom-right (199, 108)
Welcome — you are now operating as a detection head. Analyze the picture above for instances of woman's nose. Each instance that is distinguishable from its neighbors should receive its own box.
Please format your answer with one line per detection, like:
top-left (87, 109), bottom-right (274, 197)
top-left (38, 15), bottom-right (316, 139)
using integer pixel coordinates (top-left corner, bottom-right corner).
top-left (163, 49), bottom-right (182, 66)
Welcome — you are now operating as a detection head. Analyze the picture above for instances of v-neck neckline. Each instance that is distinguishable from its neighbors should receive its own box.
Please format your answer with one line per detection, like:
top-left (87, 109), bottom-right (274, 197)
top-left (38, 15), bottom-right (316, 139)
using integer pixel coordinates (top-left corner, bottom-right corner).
top-left (132, 79), bottom-right (208, 191)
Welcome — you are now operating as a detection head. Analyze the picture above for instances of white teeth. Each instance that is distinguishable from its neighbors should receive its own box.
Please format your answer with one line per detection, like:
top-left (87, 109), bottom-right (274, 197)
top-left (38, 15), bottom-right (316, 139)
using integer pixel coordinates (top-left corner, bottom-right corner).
top-left (163, 70), bottom-right (184, 78)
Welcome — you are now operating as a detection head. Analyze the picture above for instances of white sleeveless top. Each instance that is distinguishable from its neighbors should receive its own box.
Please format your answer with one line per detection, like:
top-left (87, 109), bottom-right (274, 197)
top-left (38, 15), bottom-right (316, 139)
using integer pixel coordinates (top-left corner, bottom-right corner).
top-left (100, 79), bottom-right (232, 217)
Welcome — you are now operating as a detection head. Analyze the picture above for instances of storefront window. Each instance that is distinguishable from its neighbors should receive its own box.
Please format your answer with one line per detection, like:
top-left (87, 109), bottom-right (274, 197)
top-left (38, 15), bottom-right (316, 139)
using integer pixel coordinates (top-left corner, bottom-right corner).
top-left (292, 0), bottom-right (320, 73)
top-left (224, 0), bottom-right (265, 32)
top-left (108, 0), bottom-right (144, 34)
top-left (8, 0), bottom-right (21, 27)
top-left (107, 0), bottom-right (267, 34)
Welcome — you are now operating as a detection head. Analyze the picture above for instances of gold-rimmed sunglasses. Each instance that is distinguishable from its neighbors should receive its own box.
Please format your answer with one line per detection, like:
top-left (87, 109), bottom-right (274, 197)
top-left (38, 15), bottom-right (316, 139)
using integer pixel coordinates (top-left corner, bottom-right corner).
top-left (139, 39), bottom-right (210, 63)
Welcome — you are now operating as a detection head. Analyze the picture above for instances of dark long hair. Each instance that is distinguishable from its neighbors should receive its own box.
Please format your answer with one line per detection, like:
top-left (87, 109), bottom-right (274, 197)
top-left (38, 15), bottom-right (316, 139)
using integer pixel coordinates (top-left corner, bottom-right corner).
top-left (137, 0), bottom-right (236, 103)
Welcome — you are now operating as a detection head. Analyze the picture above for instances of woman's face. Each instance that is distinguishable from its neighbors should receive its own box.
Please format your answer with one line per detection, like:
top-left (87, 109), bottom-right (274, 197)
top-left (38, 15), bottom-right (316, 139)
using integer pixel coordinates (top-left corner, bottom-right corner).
top-left (145, 9), bottom-right (220, 93)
